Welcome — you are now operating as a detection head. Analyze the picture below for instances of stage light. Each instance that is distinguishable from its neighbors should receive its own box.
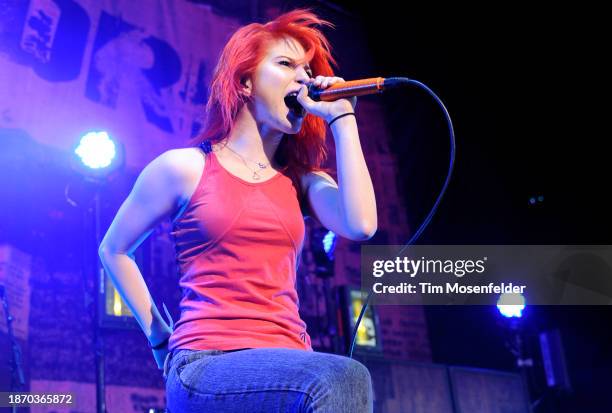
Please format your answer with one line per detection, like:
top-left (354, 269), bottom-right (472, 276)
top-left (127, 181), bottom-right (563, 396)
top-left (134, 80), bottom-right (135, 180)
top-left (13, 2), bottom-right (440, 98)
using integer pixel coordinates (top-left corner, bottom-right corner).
top-left (528, 194), bottom-right (544, 206)
top-left (75, 131), bottom-right (116, 169)
top-left (322, 230), bottom-right (337, 259)
top-left (496, 292), bottom-right (526, 318)
top-left (71, 131), bottom-right (124, 180)
top-left (309, 226), bottom-right (336, 278)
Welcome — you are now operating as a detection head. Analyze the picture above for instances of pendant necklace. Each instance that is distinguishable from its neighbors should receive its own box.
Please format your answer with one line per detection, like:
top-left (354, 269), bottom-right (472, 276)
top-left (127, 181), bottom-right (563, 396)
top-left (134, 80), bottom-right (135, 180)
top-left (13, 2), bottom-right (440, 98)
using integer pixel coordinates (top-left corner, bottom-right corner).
top-left (225, 145), bottom-right (271, 180)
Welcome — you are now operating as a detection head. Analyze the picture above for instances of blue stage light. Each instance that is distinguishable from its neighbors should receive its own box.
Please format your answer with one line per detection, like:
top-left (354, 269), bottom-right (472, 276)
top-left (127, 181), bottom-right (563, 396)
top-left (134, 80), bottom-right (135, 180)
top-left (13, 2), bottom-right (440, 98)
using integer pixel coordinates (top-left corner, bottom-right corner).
top-left (496, 292), bottom-right (526, 318)
top-left (322, 230), bottom-right (337, 259)
top-left (75, 131), bottom-right (116, 169)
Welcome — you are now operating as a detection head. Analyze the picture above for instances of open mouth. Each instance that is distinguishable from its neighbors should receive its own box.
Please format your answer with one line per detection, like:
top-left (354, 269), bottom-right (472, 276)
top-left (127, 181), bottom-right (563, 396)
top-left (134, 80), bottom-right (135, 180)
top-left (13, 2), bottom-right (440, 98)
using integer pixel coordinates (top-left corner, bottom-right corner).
top-left (284, 91), bottom-right (305, 118)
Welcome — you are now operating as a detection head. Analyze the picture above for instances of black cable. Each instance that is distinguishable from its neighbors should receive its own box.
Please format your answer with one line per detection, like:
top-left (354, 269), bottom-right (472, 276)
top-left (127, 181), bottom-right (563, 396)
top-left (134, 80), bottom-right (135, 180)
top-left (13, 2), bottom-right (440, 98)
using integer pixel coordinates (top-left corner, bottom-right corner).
top-left (348, 78), bottom-right (456, 358)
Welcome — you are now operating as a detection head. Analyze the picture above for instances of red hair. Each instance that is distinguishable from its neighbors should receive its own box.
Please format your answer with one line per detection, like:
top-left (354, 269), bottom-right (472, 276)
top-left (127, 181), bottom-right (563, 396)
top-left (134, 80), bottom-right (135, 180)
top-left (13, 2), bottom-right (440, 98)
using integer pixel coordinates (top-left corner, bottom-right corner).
top-left (192, 8), bottom-right (337, 185)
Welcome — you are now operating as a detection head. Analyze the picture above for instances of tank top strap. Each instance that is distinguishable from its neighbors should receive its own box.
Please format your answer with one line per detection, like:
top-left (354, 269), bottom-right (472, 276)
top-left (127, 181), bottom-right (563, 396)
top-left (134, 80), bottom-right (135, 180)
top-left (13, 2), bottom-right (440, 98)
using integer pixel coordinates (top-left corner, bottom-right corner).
top-left (198, 139), bottom-right (213, 154)
top-left (195, 139), bottom-right (217, 180)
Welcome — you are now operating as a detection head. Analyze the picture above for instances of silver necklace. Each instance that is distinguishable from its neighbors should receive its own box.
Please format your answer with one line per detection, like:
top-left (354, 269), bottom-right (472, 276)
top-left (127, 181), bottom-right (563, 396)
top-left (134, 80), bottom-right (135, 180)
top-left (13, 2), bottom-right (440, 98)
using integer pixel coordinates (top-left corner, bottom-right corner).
top-left (224, 145), bottom-right (271, 180)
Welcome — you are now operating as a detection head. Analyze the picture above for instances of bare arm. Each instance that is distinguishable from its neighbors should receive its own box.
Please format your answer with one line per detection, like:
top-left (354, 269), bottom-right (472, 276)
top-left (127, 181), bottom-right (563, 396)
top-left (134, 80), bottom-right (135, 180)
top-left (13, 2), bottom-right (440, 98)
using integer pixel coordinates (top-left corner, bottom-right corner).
top-left (303, 116), bottom-right (378, 241)
top-left (296, 75), bottom-right (377, 241)
top-left (98, 150), bottom-right (194, 354)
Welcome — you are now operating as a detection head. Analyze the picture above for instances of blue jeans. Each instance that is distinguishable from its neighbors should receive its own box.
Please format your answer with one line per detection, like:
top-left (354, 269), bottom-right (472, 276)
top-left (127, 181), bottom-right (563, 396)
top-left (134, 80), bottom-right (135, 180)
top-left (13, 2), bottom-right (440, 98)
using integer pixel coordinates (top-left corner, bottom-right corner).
top-left (164, 347), bottom-right (373, 412)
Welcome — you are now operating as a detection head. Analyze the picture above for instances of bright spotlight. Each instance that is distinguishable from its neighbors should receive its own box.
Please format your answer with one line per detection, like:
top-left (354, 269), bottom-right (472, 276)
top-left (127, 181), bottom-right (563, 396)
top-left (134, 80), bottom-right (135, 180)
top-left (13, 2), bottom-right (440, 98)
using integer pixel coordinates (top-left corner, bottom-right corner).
top-left (322, 230), bottom-right (337, 259)
top-left (497, 292), bottom-right (526, 318)
top-left (71, 131), bottom-right (124, 180)
top-left (75, 131), bottom-right (116, 169)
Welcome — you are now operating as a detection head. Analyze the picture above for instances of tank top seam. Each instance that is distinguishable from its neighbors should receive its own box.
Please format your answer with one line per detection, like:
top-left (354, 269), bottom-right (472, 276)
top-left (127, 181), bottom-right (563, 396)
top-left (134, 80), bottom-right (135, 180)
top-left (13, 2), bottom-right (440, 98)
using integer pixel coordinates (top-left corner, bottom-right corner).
top-left (174, 203), bottom-right (249, 269)
top-left (258, 190), bottom-right (301, 254)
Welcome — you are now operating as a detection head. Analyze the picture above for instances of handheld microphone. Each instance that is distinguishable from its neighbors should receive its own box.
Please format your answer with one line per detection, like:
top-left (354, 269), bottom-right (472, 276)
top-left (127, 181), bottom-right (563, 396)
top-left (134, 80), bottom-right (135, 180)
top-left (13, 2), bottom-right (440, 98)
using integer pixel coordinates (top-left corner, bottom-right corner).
top-left (284, 77), bottom-right (410, 113)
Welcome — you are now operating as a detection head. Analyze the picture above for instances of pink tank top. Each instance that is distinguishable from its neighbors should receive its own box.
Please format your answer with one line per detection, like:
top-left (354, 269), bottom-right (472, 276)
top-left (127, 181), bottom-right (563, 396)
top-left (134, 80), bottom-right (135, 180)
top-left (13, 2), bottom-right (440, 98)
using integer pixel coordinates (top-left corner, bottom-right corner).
top-left (168, 146), bottom-right (312, 352)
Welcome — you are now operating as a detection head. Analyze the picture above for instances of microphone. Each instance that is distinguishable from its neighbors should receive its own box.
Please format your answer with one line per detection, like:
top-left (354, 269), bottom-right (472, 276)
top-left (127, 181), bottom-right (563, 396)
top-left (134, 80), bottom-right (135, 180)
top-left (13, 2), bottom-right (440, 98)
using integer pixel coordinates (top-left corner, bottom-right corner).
top-left (284, 77), bottom-right (410, 113)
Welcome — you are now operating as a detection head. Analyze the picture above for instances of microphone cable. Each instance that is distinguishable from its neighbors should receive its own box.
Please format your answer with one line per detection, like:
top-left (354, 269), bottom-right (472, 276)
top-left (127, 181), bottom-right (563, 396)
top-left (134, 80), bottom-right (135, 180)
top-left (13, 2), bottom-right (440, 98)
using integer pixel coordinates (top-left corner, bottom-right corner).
top-left (347, 77), bottom-right (456, 358)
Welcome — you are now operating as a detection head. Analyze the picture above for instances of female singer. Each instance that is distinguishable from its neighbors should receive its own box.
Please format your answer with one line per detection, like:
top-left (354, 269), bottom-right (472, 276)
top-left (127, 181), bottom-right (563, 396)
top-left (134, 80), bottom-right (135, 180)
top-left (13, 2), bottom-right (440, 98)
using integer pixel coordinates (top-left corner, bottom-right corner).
top-left (99, 9), bottom-right (377, 412)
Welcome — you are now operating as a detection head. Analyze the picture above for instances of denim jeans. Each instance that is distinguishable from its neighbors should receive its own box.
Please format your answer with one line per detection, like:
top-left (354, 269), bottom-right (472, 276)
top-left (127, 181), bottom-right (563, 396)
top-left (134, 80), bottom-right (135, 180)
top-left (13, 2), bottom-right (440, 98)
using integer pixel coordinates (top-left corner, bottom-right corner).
top-left (164, 347), bottom-right (373, 412)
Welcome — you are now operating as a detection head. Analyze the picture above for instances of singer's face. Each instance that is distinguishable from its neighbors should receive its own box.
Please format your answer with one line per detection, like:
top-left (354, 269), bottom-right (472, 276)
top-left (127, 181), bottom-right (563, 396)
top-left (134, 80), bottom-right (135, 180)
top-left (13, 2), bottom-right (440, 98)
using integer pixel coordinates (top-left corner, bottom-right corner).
top-left (245, 37), bottom-right (313, 135)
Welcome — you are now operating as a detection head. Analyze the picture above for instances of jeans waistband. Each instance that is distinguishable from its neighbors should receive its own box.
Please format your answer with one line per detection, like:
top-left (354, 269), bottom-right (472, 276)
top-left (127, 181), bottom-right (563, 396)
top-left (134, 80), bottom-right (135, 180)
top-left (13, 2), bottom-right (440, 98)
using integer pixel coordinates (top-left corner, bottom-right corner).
top-left (164, 348), bottom-right (252, 380)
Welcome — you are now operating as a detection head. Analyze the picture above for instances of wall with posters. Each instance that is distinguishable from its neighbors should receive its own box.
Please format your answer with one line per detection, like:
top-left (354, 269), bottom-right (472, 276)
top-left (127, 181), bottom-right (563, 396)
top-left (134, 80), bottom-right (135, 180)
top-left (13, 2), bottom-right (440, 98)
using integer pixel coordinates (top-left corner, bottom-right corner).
top-left (0, 0), bottom-right (430, 409)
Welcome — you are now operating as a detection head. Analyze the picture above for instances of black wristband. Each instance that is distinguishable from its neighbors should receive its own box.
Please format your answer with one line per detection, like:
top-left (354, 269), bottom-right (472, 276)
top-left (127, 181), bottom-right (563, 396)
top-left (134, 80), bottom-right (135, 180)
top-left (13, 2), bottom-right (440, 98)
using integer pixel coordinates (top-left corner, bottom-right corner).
top-left (328, 112), bottom-right (355, 127)
top-left (149, 336), bottom-right (169, 350)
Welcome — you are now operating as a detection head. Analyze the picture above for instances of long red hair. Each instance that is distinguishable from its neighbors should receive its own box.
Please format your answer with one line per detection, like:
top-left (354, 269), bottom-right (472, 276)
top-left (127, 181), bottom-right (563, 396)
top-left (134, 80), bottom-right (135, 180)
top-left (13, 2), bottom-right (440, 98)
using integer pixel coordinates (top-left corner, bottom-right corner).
top-left (192, 9), bottom-right (337, 184)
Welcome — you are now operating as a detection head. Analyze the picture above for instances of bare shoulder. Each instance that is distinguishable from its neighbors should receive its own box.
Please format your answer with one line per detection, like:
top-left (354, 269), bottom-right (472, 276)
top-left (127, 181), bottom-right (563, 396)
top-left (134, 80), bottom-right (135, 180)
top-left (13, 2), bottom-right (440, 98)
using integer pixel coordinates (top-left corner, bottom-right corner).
top-left (154, 147), bottom-right (204, 176)
top-left (160, 147), bottom-right (206, 198)
top-left (99, 148), bottom-right (206, 254)
top-left (145, 147), bottom-right (202, 184)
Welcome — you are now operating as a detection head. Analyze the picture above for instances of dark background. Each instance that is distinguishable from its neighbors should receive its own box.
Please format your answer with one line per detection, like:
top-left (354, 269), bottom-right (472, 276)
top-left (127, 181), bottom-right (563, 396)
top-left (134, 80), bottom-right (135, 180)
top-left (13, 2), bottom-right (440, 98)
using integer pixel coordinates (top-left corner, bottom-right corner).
top-left (280, 1), bottom-right (611, 411)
